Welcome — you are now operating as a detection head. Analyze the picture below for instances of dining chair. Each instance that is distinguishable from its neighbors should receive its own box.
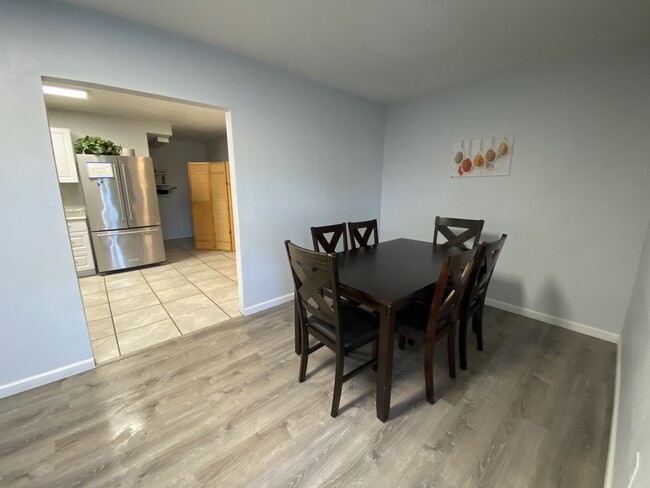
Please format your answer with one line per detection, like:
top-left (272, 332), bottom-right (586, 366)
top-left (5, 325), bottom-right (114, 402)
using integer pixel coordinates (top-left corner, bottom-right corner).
top-left (433, 216), bottom-right (484, 250)
top-left (458, 234), bottom-right (507, 370)
top-left (396, 246), bottom-right (478, 404)
top-left (348, 219), bottom-right (379, 249)
top-left (311, 223), bottom-right (348, 253)
top-left (285, 240), bottom-right (379, 417)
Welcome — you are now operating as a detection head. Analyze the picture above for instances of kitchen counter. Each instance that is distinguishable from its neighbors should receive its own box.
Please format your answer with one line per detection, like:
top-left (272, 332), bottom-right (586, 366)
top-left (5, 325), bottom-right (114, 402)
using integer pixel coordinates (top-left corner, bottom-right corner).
top-left (64, 207), bottom-right (87, 221)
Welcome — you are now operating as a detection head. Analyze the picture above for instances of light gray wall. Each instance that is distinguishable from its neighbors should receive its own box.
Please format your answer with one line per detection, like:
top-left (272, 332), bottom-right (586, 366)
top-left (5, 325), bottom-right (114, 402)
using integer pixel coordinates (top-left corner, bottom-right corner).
top-left (380, 44), bottom-right (650, 336)
top-left (0, 0), bottom-right (385, 393)
top-left (206, 135), bottom-right (229, 161)
top-left (47, 109), bottom-right (172, 157)
top-left (150, 139), bottom-right (206, 240)
top-left (610, 217), bottom-right (650, 487)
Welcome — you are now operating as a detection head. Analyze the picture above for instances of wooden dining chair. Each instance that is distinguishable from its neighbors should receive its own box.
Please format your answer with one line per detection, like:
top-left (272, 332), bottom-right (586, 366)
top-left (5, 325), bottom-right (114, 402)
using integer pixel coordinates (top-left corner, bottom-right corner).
top-left (285, 240), bottom-right (379, 417)
top-left (433, 216), bottom-right (484, 250)
top-left (348, 219), bottom-right (379, 249)
top-left (396, 246), bottom-right (478, 404)
top-left (458, 234), bottom-right (507, 370)
top-left (311, 223), bottom-right (348, 253)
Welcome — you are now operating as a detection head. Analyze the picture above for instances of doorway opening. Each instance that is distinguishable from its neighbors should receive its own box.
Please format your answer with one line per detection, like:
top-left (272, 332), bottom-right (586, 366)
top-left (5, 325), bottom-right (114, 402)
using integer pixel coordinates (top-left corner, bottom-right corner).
top-left (42, 78), bottom-right (242, 364)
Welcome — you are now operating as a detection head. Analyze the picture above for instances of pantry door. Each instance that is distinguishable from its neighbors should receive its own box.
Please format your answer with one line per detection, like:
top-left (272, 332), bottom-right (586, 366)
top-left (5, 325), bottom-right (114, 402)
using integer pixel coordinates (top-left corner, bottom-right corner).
top-left (187, 162), bottom-right (216, 250)
top-left (209, 161), bottom-right (235, 252)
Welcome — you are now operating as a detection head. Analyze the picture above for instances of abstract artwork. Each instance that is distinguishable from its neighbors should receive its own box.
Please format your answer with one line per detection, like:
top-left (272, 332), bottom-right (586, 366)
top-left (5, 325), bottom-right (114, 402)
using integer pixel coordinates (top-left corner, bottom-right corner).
top-left (451, 134), bottom-right (514, 178)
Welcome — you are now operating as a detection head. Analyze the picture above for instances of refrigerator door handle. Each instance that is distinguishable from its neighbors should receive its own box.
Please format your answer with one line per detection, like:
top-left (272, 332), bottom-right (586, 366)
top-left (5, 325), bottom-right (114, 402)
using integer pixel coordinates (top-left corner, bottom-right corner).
top-left (95, 228), bottom-right (160, 237)
top-left (120, 163), bottom-right (134, 221)
top-left (113, 163), bottom-right (127, 222)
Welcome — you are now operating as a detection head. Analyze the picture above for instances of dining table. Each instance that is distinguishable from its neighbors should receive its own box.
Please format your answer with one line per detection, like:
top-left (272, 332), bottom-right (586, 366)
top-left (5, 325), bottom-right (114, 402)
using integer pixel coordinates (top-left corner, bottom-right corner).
top-left (293, 238), bottom-right (459, 422)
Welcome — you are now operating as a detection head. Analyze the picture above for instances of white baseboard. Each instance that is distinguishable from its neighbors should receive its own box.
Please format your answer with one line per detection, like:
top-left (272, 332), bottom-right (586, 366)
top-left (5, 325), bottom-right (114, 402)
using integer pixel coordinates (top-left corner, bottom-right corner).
top-left (485, 298), bottom-right (620, 343)
top-left (604, 340), bottom-right (622, 488)
top-left (243, 293), bottom-right (293, 316)
top-left (0, 358), bottom-right (95, 399)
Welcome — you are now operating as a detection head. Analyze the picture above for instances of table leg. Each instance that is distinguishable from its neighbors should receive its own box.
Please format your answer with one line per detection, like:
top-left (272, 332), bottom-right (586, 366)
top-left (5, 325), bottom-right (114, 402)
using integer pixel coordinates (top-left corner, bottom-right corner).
top-left (376, 305), bottom-right (395, 422)
top-left (294, 297), bottom-right (301, 355)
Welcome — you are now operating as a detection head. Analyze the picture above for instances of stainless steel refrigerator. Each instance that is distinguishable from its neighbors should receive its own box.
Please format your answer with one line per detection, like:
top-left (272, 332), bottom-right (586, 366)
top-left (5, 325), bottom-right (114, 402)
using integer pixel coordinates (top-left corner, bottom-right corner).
top-left (76, 154), bottom-right (166, 273)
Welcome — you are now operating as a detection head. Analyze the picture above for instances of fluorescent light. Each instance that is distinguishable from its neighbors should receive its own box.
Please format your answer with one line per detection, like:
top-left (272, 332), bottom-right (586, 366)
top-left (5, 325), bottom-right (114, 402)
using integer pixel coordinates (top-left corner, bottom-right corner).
top-left (42, 85), bottom-right (88, 99)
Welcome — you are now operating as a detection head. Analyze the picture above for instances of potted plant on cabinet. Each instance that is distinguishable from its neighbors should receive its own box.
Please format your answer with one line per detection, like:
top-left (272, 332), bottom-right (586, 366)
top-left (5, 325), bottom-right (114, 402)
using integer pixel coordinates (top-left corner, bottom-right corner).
top-left (73, 135), bottom-right (122, 155)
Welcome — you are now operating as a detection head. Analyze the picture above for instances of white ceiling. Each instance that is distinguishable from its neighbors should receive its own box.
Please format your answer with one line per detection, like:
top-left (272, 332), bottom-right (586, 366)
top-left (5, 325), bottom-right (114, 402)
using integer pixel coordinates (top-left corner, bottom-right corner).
top-left (56, 0), bottom-right (650, 104)
top-left (43, 80), bottom-right (227, 141)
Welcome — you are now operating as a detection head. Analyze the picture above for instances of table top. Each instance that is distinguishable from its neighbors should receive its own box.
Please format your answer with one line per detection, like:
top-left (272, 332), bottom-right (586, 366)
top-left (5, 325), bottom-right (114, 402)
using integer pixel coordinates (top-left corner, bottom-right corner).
top-left (337, 238), bottom-right (458, 308)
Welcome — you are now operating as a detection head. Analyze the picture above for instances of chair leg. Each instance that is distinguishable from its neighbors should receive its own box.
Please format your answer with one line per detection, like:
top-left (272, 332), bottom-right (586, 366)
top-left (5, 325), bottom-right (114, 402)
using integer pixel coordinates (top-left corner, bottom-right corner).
top-left (447, 325), bottom-right (456, 379)
top-left (459, 315), bottom-right (469, 371)
top-left (298, 328), bottom-right (309, 383)
top-left (424, 340), bottom-right (435, 404)
top-left (331, 352), bottom-right (344, 417)
top-left (474, 307), bottom-right (484, 351)
top-left (371, 340), bottom-right (378, 371)
top-left (294, 298), bottom-right (301, 355)
top-left (398, 335), bottom-right (406, 350)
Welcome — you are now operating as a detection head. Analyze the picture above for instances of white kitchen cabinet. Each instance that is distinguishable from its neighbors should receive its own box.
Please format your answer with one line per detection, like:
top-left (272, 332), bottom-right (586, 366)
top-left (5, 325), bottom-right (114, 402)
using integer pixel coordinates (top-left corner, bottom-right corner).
top-left (67, 219), bottom-right (96, 276)
top-left (50, 127), bottom-right (78, 183)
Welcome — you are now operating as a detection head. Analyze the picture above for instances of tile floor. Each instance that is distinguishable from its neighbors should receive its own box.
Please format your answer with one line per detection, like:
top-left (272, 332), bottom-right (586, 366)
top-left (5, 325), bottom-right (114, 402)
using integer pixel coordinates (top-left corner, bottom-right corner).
top-left (79, 238), bottom-right (240, 364)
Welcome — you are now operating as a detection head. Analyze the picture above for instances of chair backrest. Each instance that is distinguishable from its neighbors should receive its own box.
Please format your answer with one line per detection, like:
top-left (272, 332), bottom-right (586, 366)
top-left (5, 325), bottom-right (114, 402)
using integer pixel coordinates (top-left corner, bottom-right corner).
top-left (427, 246), bottom-right (478, 336)
top-left (434, 216), bottom-right (484, 251)
top-left (348, 219), bottom-right (379, 249)
top-left (285, 240), bottom-right (342, 342)
top-left (468, 234), bottom-right (507, 303)
top-left (311, 223), bottom-right (348, 253)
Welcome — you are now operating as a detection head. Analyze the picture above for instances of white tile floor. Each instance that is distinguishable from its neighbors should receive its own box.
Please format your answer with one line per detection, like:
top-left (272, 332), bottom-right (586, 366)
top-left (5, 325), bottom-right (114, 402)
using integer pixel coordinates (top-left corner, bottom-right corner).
top-left (79, 238), bottom-right (240, 364)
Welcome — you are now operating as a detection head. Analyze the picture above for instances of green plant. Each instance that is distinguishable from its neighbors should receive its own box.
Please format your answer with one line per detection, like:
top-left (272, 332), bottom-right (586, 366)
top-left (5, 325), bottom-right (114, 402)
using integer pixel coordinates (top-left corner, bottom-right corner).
top-left (73, 135), bottom-right (122, 155)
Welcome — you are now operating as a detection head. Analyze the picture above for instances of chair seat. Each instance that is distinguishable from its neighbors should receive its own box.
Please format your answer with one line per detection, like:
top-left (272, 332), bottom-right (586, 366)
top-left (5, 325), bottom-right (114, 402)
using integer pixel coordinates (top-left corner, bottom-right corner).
top-left (396, 302), bottom-right (451, 337)
top-left (308, 302), bottom-right (379, 350)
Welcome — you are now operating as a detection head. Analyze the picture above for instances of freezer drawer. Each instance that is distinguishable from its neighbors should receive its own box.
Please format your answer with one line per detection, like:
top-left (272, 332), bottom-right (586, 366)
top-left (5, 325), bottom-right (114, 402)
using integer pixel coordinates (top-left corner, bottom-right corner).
top-left (91, 226), bottom-right (165, 273)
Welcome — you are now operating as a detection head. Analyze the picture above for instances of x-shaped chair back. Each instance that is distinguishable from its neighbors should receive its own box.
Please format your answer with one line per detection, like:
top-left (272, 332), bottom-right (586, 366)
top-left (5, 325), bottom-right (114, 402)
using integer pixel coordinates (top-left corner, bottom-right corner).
top-left (470, 234), bottom-right (507, 302)
top-left (434, 216), bottom-right (484, 251)
top-left (427, 246), bottom-right (478, 337)
top-left (311, 223), bottom-right (348, 253)
top-left (348, 219), bottom-right (379, 249)
top-left (285, 240), bottom-right (342, 341)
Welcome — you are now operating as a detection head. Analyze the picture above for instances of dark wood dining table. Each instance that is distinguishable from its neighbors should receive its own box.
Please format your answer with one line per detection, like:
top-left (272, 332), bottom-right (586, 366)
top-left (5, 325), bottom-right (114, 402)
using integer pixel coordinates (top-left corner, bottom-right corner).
top-left (293, 238), bottom-right (458, 422)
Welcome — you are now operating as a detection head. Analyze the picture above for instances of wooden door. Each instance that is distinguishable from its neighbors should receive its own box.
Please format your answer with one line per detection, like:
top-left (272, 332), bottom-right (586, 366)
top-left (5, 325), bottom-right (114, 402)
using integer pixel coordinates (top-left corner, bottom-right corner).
top-left (225, 162), bottom-right (235, 251)
top-left (209, 162), bottom-right (234, 252)
top-left (187, 163), bottom-right (216, 250)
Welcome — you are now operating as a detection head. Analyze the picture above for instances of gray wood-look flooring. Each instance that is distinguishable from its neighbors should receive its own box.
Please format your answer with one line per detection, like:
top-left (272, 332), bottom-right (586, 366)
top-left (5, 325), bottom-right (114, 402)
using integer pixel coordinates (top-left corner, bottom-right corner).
top-left (0, 304), bottom-right (615, 487)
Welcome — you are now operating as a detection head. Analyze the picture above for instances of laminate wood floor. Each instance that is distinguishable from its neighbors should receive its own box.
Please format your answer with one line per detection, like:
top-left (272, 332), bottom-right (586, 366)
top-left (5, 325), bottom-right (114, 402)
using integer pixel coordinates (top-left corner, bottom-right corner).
top-left (0, 304), bottom-right (615, 487)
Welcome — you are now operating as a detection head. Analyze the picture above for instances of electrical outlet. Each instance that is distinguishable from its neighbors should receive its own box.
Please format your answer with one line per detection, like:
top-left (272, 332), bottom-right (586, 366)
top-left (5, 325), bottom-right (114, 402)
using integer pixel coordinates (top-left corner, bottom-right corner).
top-left (626, 451), bottom-right (640, 488)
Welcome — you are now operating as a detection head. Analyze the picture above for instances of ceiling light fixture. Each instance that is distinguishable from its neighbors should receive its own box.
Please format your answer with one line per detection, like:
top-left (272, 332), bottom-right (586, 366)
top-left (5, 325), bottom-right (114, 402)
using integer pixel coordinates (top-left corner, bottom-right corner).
top-left (42, 85), bottom-right (88, 99)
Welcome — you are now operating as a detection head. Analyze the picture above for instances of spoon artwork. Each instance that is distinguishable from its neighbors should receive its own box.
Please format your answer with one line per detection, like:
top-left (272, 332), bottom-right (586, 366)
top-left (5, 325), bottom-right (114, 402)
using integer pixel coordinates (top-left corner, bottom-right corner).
top-left (485, 136), bottom-right (497, 162)
top-left (483, 136), bottom-right (497, 170)
top-left (460, 139), bottom-right (473, 174)
top-left (498, 136), bottom-right (510, 157)
top-left (454, 140), bottom-right (465, 165)
top-left (474, 138), bottom-right (485, 169)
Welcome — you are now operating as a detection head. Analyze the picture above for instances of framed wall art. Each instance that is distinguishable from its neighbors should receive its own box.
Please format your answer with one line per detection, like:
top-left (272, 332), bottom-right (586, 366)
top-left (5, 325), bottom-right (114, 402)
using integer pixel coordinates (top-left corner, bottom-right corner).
top-left (452, 134), bottom-right (514, 178)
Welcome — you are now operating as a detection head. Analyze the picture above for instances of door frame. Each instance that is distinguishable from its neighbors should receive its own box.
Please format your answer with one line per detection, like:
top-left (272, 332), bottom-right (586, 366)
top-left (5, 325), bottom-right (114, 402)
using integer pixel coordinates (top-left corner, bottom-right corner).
top-left (224, 110), bottom-right (244, 316)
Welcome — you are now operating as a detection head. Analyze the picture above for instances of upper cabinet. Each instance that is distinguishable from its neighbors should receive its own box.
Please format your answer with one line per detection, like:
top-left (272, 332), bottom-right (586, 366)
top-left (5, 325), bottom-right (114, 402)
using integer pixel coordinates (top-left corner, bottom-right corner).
top-left (50, 127), bottom-right (78, 183)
